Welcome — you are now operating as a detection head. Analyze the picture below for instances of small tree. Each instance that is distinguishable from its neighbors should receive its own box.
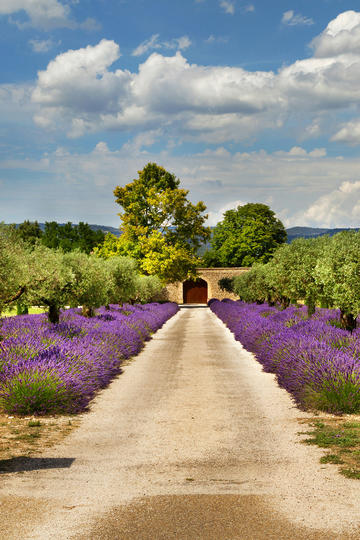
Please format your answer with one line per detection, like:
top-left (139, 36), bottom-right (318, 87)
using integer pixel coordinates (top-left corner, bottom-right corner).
top-left (314, 231), bottom-right (360, 331)
top-left (25, 245), bottom-right (75, 324)
top-left (105, 256), bottom-right (139, 305)
top-left (0, 225), bottom-right (29, 315)
top-left (63, 251), bottom-right (110, 317)
top-left (134, 275), bottom-right (162, 304)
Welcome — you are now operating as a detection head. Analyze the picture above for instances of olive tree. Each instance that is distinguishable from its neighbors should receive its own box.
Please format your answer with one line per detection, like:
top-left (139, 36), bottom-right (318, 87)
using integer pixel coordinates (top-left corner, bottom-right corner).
top-left (63, 251), bottom-right (110, 317)
top-left (314, 231), bottom-right (360, 331)
top-left (0, 225), bottom-right (31, 316)
top-left (24, 245), bottom-right (75, 324)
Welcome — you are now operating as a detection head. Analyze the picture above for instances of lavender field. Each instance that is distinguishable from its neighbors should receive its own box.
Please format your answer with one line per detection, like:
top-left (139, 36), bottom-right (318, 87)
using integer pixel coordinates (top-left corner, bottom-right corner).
top-left (210, 299), bottom-right (360, 414)
top-left (0, 302), bottom-right (178, 415)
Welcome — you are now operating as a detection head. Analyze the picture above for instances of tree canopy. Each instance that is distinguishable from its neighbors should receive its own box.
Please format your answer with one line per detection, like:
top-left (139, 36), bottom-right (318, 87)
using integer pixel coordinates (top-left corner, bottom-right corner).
top-left (41, 221), bottom-right (105, 253)
top-left (203, 203), bottom-right (287, 267)
top-left (100, 163), bottom-right (210, 283)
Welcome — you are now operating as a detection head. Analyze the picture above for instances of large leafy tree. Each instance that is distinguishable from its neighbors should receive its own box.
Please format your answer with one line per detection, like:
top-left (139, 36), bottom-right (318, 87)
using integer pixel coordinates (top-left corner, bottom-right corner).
top-left (203, 203), bottom-right (287, 267)
top-left (111, 163), bottom-right (210, 282)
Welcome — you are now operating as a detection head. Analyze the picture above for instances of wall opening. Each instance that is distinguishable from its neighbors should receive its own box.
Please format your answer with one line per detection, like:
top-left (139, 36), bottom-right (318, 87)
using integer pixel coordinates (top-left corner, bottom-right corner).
top-left (183, 278), bottom-right (208, 304)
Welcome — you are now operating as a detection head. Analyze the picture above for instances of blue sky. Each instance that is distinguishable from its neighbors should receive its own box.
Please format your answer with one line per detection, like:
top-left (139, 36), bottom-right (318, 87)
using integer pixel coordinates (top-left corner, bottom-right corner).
top-left (1, 0), bottom-right (360, 228)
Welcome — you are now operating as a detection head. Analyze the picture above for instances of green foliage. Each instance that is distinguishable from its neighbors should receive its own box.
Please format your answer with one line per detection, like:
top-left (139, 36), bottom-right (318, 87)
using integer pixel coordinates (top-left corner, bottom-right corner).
top-left (105, 256), bottom-right (138, 304)
top-left (233, 264), bottom-right (274, 304)
top-left (314, 231), bottom-right (360, 330)
top-left (203, 203), bottom-right (286, 267)
top-left (41, 221), bottom-right (105, 253)
top-left (17, 220), bottom-right (43, 246)
top-left (134, 274), bottom-right (162, 303)
top-left (0, 370), bottom-right (72, 415)
top-left (24, 244), bottom-right (75, 324)
top-left (218, 277), bottom-right (234, 293)
top-left (63, 251), bottom-right (110, 316)
top-left (112, 163), bottom-right (210, 282)
top-left (0, 224), bottom-right (30, 315)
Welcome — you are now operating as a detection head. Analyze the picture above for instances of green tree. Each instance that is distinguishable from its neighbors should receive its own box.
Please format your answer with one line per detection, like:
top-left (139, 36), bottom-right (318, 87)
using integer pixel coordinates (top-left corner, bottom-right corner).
top-left (63, 251), bottom-right (110, 317)
top-left (0, 225), bottom-right (29, 316)
top-left (314, 231), bottom-right (360, 331)
top-left (17, 220), bottom-right (43, 246)
top-left (233, 264), bottom-right (275, 305)
top-left (203, 203), bottom-right (287, 267)
top-left (111, 163), bottom-right (210, 282)
top-left (42, 221), bottom-right (105, 253)
top-left (24, 245), bottom-right (75, 324)
top-left (105, 256), bottom-right (138, 305)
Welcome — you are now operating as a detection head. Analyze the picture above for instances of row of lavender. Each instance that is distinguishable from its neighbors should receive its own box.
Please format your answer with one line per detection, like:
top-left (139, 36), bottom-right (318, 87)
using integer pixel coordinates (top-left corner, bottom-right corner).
top-left (209, 299), bottom-right (360, 414)
top-left (0, 302), bottom-right (178, 415)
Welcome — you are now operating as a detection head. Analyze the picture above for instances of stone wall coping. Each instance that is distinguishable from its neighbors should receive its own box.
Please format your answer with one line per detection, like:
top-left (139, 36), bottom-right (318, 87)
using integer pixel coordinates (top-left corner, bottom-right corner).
top-left (196, 267), bottom-right (250, 271)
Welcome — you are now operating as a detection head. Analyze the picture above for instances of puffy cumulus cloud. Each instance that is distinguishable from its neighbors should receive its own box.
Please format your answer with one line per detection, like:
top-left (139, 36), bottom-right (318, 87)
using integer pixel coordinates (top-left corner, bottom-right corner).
top-left (207, 199), bottom-right (246, 225)
top-left (300, 180), bottom-right (360, 227)
top-left (331, 119), bottom-right (360, 144)
top-left (132, 34), bottom-right (191, 56)
top-left (0, 0), bottom-right (97, 30)
top-left (28, 12), bottom-right (360, 144)
top-left (282, 10), bottom-right (314, 27)
top-left (32, 39), bottom-right (134, 135)
top-left (32, 43), bottom-right (282, 141)
top-left (311, 11), bottom-right (360, 57)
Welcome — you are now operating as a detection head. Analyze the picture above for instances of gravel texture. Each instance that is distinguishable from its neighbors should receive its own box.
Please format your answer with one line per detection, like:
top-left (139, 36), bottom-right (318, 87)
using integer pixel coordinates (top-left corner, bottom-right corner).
top-left (1, 305), bottom-right (360, 539)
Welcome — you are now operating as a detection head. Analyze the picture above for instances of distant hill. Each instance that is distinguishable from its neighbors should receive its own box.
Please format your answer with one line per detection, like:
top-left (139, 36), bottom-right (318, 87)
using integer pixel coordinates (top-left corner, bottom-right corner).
top-left (286, 226), bottom-right (360, 243)
top-left (18, 222), bottom-right (122, 237)
top-left (10, 222), bottom-right (360, 245)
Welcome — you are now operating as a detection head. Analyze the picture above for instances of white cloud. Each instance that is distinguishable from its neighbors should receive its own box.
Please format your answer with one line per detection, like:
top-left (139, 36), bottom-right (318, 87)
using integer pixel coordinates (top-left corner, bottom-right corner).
top-left (311, 11), bottom-right (360, 57)
top-left (25, 11), bottom-right (360, 146)
top-left (132, 34), bottom-right (191, 56)
top-left (32, 43), bottom-right (281, 141)
top-left (29, 39), bottom-right (56, 53)
top-left (331, 120), bottom-right (360, 145)
top-left (220, 1), bottom-right (235, 15)
top-left (208, 199), bottom-right (246, 225)
top-left (205, 34), bottom-right (228, 44)
top-left (244, 4), bottom-right (255, 13)
top-left (0, 0), bottom-right (99, 30)
top-left (300, 180), bottom-right (360, 227)
top-left (282, 10), bottom-right (314, 27)
top-left (3, 137), bottom-right (360, 227)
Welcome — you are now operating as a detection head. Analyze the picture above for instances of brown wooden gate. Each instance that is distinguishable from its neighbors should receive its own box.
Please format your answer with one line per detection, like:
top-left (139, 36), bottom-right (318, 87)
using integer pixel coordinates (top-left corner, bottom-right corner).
top-left (183, 279), bottom-right (208, 304)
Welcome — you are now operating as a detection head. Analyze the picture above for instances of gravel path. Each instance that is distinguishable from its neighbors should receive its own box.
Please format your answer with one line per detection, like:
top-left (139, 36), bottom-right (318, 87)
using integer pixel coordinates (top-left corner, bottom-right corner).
top-left (1, 306), bottom-right (360, 539)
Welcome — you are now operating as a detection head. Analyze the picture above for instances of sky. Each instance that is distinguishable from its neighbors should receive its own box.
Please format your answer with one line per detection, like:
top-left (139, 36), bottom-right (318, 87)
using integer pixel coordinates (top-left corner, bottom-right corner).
top-left (1, 0), bottom-right (360, 229)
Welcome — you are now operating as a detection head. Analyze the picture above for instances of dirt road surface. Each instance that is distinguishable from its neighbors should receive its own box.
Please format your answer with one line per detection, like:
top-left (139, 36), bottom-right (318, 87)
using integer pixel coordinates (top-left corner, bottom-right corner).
top-left (2, 306), bottom-right (360, 539)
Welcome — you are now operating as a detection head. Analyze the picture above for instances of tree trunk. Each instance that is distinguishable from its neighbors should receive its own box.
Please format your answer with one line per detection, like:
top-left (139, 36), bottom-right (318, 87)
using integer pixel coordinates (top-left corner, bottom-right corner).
top-left (280, 296), bottom-right (290, 310)
top-left (306, 296), bottom-right (316, 318)
top-left (340, 310), bottom-right (357, 332)
top-left (82, 305), bottom-right (94, 317)
top-left (48, 303), bottom-right (60, 324)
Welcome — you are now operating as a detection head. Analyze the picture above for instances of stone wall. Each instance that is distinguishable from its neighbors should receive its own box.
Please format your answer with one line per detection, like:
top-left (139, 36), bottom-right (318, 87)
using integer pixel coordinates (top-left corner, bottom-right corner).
top-left (160, 267), bottom-right (249, 304)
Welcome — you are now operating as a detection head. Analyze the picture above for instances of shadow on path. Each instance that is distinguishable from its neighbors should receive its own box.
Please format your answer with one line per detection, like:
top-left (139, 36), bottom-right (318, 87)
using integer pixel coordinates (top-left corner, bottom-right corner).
top-left (0, 456), bottom-right (75, 474)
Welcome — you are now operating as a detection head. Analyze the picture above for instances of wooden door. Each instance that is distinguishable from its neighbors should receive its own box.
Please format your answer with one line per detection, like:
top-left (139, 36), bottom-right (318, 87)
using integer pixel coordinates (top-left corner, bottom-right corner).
top-left (183, 279), bottom-right (208, 304)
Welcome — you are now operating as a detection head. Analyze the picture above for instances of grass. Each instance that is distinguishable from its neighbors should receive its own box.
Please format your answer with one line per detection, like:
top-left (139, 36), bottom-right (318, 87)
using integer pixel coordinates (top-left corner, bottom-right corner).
top-left (1, 306), bottom-right (46, 317)
top-left (300, 417), bottom-right (360, 479)
top-left (0, 413), bottom-right (79, 463)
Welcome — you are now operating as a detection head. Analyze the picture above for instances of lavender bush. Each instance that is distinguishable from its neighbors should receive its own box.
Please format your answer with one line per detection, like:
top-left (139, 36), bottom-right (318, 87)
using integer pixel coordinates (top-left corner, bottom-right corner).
top-left (0, 302), bottom-right (178, 415)
top-left (209, 299), bottom-right (360, 414)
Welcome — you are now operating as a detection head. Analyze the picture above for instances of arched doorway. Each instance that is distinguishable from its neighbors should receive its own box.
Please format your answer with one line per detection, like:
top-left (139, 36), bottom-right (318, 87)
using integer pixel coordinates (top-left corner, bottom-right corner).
top-left (183, 278), bottom-right (208, 304)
